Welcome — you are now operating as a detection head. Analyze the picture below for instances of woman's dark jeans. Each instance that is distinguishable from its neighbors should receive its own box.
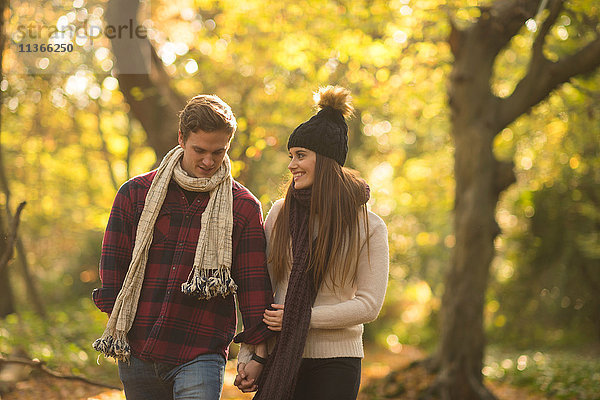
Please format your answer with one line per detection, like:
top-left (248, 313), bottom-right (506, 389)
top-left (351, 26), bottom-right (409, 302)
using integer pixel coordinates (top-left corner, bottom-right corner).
top-left (292, 357), bottom-right (361, 400)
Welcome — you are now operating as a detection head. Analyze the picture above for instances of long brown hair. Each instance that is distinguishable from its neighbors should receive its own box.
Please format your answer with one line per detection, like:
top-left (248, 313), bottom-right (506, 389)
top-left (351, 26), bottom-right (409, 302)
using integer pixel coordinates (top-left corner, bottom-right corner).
top-left (269, 154), bottom-right (370, 291)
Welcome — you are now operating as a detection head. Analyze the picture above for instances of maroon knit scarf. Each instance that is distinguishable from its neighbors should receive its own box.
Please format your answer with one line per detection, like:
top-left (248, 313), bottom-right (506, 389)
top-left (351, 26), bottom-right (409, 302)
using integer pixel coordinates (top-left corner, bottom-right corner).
top-left (254, 185), bottom-right (316, 400)
top-left (254, 182), bottom-right (370, 399)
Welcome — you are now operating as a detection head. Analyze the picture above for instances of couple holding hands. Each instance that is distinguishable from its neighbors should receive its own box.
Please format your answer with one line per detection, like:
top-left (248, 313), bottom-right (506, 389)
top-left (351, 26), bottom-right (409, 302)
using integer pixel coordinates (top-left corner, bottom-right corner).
top-left (93, 85), bottom-right (389, 400)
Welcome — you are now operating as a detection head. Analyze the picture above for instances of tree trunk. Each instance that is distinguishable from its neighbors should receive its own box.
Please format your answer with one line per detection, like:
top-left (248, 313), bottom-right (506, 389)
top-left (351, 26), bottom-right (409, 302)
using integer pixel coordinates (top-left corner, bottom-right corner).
top-left (434, 126), bottom-right (501, 400)
top-left (428, 7), bottom-right (519, 396)
top-left (0, 271), bottom-right (16, 317)
top-left (0, 83), bottom-right (46, 319)
top-left (106, 0), bottom-right (186, 158)
top-left (0, 210), bottom-right (16, 318)
top-left (427, 1), bottom-right (600, 398)
top-left (0, 0), bottom-right (15, 319)
top-left (0, 141), bottom-right (46, 318)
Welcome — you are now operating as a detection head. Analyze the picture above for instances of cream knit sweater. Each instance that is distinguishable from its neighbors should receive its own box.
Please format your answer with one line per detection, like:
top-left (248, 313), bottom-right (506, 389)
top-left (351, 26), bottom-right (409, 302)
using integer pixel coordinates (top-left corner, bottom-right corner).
top-left (238, 199), bottom-right (389, 363)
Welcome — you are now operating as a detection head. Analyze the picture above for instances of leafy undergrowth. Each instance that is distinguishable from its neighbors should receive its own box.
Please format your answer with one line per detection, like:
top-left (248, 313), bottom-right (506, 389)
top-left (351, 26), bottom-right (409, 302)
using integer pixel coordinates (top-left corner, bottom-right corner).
top-left (3, 345), bottom-right (553, 400)
top-left (2, 301), bottom-right (591, 400)
top-left (0, 300), bottom-right (122, 387)
top-left (484, 347), bottom-right (600, 400)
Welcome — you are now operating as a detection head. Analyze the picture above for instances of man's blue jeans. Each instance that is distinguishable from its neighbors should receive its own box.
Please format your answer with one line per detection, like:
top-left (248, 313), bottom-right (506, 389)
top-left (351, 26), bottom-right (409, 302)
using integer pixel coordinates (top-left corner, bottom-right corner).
top-left (118, 353), bottom-right (226, 400)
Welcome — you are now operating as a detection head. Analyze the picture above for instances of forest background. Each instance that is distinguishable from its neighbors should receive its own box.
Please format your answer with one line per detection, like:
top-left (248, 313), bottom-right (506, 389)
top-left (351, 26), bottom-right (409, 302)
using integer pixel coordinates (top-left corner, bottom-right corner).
top-left (0, 0), bottom-right (599, 399)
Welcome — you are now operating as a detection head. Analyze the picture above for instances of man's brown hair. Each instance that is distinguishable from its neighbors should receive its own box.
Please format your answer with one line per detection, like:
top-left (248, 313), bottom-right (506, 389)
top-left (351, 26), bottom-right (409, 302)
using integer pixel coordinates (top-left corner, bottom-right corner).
top-left (178, 95), bottom-right (237, 142)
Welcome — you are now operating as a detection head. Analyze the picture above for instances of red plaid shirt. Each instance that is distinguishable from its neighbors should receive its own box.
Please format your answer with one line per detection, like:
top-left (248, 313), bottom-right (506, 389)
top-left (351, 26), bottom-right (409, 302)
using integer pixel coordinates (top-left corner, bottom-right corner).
top-left (93, 170), bottom-right (274, 365)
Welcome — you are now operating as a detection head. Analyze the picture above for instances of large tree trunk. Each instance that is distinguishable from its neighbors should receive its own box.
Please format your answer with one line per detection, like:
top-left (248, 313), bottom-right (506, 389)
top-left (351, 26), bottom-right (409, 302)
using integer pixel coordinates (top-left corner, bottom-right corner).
top-left (105, 0), bottom-right (186, 158)
top-left (433, 6), bottom-right (520, 398)
top-left (427, 1), bottom-right (600, 398)
top-left (437, 128), bottom-right (501, 400)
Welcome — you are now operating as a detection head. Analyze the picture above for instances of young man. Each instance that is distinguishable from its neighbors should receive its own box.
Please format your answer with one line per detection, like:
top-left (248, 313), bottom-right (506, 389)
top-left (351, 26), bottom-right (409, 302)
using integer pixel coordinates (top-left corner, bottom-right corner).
top-left (92, 95), bottom-right (272, 399)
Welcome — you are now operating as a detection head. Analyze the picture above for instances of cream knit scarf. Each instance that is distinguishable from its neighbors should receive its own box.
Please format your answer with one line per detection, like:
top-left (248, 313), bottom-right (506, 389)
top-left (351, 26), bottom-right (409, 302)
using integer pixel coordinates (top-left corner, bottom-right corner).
top-left (93, 146), bottom-right (236, 362)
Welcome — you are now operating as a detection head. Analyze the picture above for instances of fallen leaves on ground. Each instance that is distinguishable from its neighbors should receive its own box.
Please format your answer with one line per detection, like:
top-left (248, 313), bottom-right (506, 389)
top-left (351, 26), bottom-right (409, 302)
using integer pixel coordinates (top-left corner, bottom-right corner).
top-left (2, 345), bottom-right (548, 399)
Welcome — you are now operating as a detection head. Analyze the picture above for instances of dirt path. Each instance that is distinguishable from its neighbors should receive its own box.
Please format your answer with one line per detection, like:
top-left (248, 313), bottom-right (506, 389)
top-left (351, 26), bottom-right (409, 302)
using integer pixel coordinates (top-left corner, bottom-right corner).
top-left (3, 346), bottom-right (546, 400)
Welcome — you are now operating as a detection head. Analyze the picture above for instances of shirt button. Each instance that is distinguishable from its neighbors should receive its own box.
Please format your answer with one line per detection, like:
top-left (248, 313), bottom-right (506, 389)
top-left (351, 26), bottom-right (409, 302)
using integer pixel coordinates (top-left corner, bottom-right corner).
top-left (185, 215), bottom-right (189, 219)
top-left (172, 267), bottom-right (176, 270)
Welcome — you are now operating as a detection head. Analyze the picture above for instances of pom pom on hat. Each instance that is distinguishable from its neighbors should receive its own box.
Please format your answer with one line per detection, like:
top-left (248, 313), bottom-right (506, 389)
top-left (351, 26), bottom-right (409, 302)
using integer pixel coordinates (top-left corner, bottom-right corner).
top-left (314, 86), bottom-right (354, 118)
top-left (288, 86), bottom-right (353, 166)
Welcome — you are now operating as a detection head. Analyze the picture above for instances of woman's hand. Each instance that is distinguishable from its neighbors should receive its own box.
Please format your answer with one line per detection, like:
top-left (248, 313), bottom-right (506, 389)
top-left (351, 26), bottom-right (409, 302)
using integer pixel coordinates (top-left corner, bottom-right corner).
top-left (263, 303), bottom-right (284, 331)
top-left (234, 361), bottom-right (262, 393)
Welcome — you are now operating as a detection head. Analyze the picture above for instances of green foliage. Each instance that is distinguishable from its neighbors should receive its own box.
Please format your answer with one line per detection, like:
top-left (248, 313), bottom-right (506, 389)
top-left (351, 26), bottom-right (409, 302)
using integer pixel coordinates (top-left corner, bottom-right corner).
top-left (484, 347), bottom-right (600, 400)
top-left (365, 279), bottom-right (439, 351)
top-left (1, 1), bottom-right (600, 385)
top-left (489, 73), bottom-right (600, 348)
top-left (1, 0), bottom-right (457, 353)
top-left (0, 299), bottom-right (119, 385)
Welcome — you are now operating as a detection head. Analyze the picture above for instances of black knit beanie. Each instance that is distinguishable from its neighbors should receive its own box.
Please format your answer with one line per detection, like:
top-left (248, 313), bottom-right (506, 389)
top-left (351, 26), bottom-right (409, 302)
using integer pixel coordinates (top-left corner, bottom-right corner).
top-left (287, 86), bottom-right (353, 166)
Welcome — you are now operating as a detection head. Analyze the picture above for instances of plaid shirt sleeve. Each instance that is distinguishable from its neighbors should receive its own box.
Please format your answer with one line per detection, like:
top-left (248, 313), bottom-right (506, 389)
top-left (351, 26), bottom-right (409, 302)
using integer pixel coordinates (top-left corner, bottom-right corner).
top-left (92, 181), bottom-right (136, 314)
top-left (232, 196), bottom-right (275, 345)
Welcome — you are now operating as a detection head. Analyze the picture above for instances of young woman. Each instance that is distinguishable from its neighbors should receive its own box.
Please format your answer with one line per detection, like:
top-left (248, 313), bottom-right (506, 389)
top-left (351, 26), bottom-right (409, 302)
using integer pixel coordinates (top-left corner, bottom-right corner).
top-left (235, 86), bottom-right (389, 400)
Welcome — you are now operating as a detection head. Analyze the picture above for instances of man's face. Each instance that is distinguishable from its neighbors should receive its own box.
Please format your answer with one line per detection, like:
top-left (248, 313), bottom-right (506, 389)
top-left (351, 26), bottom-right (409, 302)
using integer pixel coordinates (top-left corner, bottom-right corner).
top-left (178, 129), bottom-right (232, 178)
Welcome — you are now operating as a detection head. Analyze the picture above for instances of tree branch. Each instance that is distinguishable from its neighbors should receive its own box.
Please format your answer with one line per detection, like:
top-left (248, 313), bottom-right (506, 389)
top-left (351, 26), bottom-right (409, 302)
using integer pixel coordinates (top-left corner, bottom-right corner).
top-left (473, 0), bottom-right (538, 57)
top-left (0, 356), bottom-right (122, 391)
top-left (493, 160), bottom-right (516, 195)
top-left (96, 108), bottom-right (120, 191)
top-left (497, 35), bottom-right (600, 131)
top-left (0, 128), bottom-right (46, 318)
top-left (0, 202), bottom-right (25, 275)
top-left (532, 0), bottom-right (563, 62)
top-left (448, 0), bottom-right (539, 126)
top-left (448, 18), bottom-right (464, 57)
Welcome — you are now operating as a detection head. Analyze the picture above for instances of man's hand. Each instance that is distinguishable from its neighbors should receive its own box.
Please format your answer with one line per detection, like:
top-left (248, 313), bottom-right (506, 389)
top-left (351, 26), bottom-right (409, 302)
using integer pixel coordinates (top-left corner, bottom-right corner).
top-left (263, 303), bottom-right (284, 331)
top-left (234, 360), bottom-right (263, 393)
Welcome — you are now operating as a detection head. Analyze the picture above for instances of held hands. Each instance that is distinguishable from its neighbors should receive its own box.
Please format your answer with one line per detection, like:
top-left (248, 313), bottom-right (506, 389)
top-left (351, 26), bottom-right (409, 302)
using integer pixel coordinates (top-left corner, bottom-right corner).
top-left (234, 360), bottom-right (263, 392)
top-left (235, 342), bottom-right (267, 393)
top-left (263, 303), bottom-right (284, 331)
top-left (234, 304), bottom-right (283, 394)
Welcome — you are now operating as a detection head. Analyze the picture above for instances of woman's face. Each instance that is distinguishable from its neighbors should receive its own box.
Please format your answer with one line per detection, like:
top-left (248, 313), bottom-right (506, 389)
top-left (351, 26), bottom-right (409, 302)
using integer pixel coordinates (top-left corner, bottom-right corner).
top-left (288, 147), bottom-right (316, 189)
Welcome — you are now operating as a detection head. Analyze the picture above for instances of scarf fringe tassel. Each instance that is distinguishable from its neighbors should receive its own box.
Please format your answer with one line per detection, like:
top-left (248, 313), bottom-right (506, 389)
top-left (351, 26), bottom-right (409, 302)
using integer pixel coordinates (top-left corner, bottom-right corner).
top-left (181, 267), bottom-right (238, 300)
top-left (92, 330), bottom-right (131, 363)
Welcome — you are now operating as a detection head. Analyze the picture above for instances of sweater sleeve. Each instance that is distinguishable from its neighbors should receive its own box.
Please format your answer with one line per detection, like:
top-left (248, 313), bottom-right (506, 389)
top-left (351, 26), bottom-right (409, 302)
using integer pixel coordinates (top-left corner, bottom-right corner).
top-left (231, 199), bottom-right (274, 345)
top-left (92, 181), bottom-right (136, 314)
top-left (309, 214), bottom-right (389, 329)
top-left (237, 343), bottom-right (254, 365)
